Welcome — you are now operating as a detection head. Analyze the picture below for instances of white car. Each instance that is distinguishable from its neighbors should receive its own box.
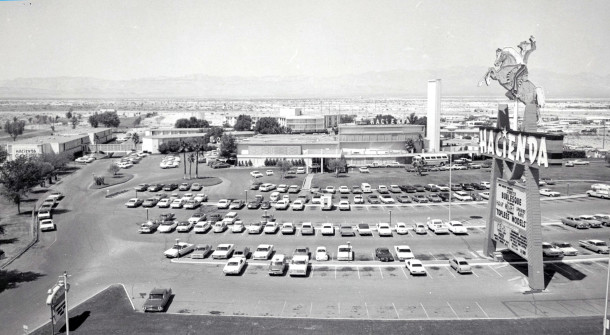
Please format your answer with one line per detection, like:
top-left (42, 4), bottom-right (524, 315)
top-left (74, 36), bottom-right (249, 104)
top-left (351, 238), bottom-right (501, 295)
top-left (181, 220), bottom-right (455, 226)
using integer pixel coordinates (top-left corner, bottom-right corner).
top-left (253, 244), bottom-right (274, 260)
top-left (188, 213), bottom-right (206, 224)
top-left (338, 200), bottom-right (350, 211)
top-left (378, 185), bottom-right (389, 193)
top-left (164, 241), bottom-right (194, 258)
top-left (183, 199), bottom-right (200, 209)
top-left (376, 223), bottom-right (393, 237)
top-left (265, 170), bottom-right (274, 176)
top-left (540, 188), bottom-right (561, 197)
top-left (325, 186), bottom-right (336, 194)
top-left (40, 219), bottom-right (56, 231)
top-left (479, 192), bottom-right (490, 200)
top-left (570, 159), bottom-right (590, 165)
top-left (170, 199), bottom-right (185, 209)
top-left (157, 198), bottom-right (171, 208)
top-left (212, 244), bottom-right (235, 259)
top-left (250, 171), bottom-right (264, 178)
top-left (277, 184), bottom-right (289, 193)
top-left (157, 220), bottom-right (178, 233)
top-left (315, 246), bottom-right (329, 261)
top-left (270, 192), bottom-right (281, 202)
top-left (194, 193), bottom-right (208, 202)
top-left (289, 255), bottom-right (309, 276)
top-left (125, 198), bottom-right (143, 208)
top-left (427, 219), bottom-right (449, 234)
top-left (213, 221), bottom-right (227, 233)
top-left (264, 221), bottom-right (279, 234)
top-left (176, 221), bottom-right (194, 232)
top-left (231, 220), bottom-right (245, 233)
top-left (280, 222), bottom-right (296, 235)
top-left (193, 221), bottom-right (211, 233)
top-left (395, 222), bottom-right (409, 235)
top-left (453, 191), bottom-right (472, 201)
top-left (394, 245), bottom-right (415, 261)
top-left (359, 167), bottom-right (370, 173)
top-left (405, 259), bottom-right (427, 275)
top-left (413, 223), bottom-right (427, 234)
top-left (217, 199), bottom-right (231, 209)
top-left (480, 181), bottom-right (490, 189)
top-left (47, 191), bottom-right (63, 201)
top-left (354, 195), bottom-right (364, 204)
top-left (274, 199), bottom-right (289, 210)
top-left (321, 223), bottom-right (334, 236)
top-left (447, 220), bottom-right (468, 234)
top-left (223, 212), bottom-right (239, 225)
top-left (552, 241), bottom-right (579, 256)
top-left (356, 223), bottom-right (372, 236)
top-left (116, 161), bottom-right (133, 169)
top-left (337, 244), bottom-right (354, 261)
top-left (291, 199), bottom-right (305, 211)
top-left (339, 186), bottom-right (350, 194)
top-left (259, 183), bottom-right (276, 191)
top-left (248, 222), bottom-right (263, 234)
top-left (379, 195), bottom-right (395, 204)
top-left (223, 257), bottom-right (246, 275)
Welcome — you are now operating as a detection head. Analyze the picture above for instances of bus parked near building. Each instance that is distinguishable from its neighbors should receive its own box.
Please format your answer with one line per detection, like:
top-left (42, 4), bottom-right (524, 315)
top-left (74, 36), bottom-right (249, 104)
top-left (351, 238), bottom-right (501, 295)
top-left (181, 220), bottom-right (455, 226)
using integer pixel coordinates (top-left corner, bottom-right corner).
top-left (413, 153), bottom-right (449, 166)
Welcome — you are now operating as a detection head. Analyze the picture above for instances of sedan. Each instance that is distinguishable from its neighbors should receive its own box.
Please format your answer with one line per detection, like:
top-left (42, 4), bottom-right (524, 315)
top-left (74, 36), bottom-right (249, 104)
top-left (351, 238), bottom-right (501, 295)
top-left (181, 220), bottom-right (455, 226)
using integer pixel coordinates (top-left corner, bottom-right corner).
top-left (579, 215), bottom-right (603, 228)
top-left (288, 185), bottom-right (301, 193)
top-left (264, 221), bottom-right (279, 234)
top-left (274, 199), bottom-right (290, 210)
top-left (561, 216), bottom-right (589, 229)
top-left (359, 167), bottom-right (370, 173)
top-left (253, 244), bottom-right (274, 260)
top-left (447, 221), bottom-right (468, 234)
top-left (191, 183), bottom-right (203, 191)
top-left (217, 199), bottom-right (231, 209)
top-left (353, 195), bottom-right (364, 204)
top-left (356, 223), bottom-right (372, 236)
top-left (413, 223), bottom-right (427, 235)
top-left (394, 245), bottom-right (415, 261)
top-left (142, 197), bottom-right (160, 208)
top-left (191, 244), bottom-right (212, 259)
top-left (260, 201), bottom-right (271, 210)
top-left (427, 194), bottom-right (443, 203)
top-left (405, 259), bottom-right (427, 275)
top-left (193, 221), bottom-right (211, 234)
top-left (375, 248), bottom-right (394, 262)
top-left (178, 183), bottom-right (191, 191)
top-left (247, 222), bottom-right (264, 234)
top-left (163, 184), bottom-right (178, 191)
top-left (229, 200), bottom-right (245, 210)
top-left (376, 223), bottom-right (393, 237)
top-left (291, 199), bottom-right (305, 211)
top-left (379, 195), bottom-right (395, 204)
top-left (397, 195), bottom-right (412, 203)
top-left (412, 195), bottom-right (429, 203)
top-left (321, 223), bottom-right (334, 236)
top-left (325, 186), bottom-right (336, 194)
top-left (389, 185), bottom-right (402, 193)
top-left (339, 186), bottom-right (350, 194)
top-left (540, 188), bottom-right (561, 197)
top-left (247, 200), bottom-right (262, 209)
top-left (552, 241), bottom-right (579, 256)
top-left (301, 222), bottom-right (315, 235)
top-left (170, 199), bottom-right (185, 209)
top-left (367, 195), bottom-right (381, 204)
top-left (338, 200), bottom-right (351, 210)
top-left (142, 288), bottom-right (172, 313)
top-left (125, 198), bottom-right (143, 208)
top-left (340, 224), bottom-right (355, 237)
top-left (395, 222), bottom-right (409, 235)
top-left (315, 247), bottom-right (329, 261)
top-left (164, 241), bottom-right (194, 258)
top-left (40, 219), bottom-right (56, 231)
top-left (183, 199), bottom-right (200, 209)
top-left (449, 257), bottom-right (472, 274)
top-left (176, 221), bottom-right (194, 233)
top-left (352, 186), bottom-right (363, 194)
top-left (542, 242), bottom-right (564, 257)
top-left (134, 183), bottom-right (150, 192)
top-left (223, 257), bottom-right (247, 275)
top-left (281, 222), bottom-right (296, 235)
top-left (230, 220), bottom-right (245, 233)
top-left (212, 244), bottom-right (235, 259)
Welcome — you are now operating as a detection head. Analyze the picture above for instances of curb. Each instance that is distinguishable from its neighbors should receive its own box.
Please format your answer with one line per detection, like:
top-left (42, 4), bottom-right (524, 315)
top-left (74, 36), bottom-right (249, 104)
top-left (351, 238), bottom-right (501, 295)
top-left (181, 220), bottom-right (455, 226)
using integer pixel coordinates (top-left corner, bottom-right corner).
top-left (1, 201), bottom-right (39, 270)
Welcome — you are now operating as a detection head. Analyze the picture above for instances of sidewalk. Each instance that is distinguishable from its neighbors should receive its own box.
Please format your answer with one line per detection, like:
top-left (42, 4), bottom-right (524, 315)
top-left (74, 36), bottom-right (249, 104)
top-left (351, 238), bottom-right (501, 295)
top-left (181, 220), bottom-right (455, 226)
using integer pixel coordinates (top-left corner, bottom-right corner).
top-left (302, 174), bottom-right (314, 190)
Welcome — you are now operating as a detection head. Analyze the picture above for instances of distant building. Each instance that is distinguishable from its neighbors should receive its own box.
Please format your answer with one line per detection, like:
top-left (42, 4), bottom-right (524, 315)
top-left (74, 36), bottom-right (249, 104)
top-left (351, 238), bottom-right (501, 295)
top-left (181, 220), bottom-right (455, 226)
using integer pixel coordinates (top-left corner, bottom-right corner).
top-left (5, 134), bottom-right (91, 161)
top-left (225, 108), bottom-right (339, 134)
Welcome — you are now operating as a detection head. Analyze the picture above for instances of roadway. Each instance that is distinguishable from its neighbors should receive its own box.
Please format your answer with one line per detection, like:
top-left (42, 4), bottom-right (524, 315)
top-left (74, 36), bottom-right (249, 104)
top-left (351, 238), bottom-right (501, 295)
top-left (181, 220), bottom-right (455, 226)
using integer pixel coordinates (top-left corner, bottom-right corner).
top-left (1, 156), bottom-right (609, 334)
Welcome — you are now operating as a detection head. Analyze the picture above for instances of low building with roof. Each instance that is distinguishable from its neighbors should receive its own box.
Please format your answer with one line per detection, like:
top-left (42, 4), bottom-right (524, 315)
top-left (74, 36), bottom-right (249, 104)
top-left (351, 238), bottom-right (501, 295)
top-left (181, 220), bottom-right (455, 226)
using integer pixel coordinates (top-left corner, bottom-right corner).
top-left (141, 133), bottom-right (208, 154)
top-left (4, 134), bottom-right (91, 161)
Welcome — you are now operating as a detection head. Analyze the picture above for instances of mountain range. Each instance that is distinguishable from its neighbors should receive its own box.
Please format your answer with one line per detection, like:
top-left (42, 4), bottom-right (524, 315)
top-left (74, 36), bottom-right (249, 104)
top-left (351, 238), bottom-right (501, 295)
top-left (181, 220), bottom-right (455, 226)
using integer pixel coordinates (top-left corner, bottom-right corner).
top-left (0, 68), bottom-right (607, 99)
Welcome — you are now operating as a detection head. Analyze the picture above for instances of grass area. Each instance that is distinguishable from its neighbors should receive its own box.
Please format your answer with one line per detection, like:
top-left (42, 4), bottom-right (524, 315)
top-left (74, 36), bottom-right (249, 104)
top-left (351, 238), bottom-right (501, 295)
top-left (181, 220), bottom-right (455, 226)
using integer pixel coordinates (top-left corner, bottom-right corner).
top-left (90, 174), bottom-right (135, 190)
top-left (0, 189), bottom-right (41, 266)
top-left (151, 176), bottom-right (223, 188)
top-left (0, 128), bottom-right (53, 142)
top-left (30, 285), bottom-right (601, 335)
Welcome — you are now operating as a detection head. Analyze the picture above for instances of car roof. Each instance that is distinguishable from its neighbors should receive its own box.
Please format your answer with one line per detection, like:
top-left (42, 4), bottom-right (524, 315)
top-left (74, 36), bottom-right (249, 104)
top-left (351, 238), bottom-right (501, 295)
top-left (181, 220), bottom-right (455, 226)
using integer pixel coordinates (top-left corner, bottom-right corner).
top-left (150, 288), bottom-right (169, 294)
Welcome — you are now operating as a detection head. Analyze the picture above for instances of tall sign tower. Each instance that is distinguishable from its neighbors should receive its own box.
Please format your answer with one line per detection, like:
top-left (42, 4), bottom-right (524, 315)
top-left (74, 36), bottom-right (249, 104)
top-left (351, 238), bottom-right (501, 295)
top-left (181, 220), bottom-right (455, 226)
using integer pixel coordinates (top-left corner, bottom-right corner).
top-left (426, 79), bottom-right (441, 152)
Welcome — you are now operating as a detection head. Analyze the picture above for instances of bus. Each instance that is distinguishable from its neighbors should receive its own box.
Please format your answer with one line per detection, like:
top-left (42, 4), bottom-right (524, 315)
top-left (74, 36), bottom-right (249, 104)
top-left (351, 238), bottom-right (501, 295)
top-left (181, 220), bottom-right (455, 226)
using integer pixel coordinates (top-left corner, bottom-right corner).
top-left (413, 153), bottom-right (449, 167)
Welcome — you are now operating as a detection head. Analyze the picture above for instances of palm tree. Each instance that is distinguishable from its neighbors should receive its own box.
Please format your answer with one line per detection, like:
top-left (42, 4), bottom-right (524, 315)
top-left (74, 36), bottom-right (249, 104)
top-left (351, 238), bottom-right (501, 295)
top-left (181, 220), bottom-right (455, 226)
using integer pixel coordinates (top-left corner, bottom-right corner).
top-left (404, 138), bottom-right (415, 153)
top-left (406, 112), bottom-right (419, 124)
top-left (179, 139), bottom-right (188, 179)
top-left (188, 154), bottom-right (194, 179)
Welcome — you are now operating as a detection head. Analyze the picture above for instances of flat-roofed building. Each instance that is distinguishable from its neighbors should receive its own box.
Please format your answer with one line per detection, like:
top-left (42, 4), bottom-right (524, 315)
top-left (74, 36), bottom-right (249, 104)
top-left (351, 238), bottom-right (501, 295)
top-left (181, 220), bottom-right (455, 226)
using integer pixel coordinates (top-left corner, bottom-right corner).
top-left (4, 134), bottom-right (91, 161)
top-left (142, 133), bottom-right (209, 154)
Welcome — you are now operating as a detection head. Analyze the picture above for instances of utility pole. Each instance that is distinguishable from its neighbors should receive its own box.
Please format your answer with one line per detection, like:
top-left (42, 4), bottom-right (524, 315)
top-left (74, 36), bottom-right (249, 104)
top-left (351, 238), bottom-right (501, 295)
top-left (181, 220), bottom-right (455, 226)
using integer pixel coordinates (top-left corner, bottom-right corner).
top-left (61, 271), bottom-right (70, 335)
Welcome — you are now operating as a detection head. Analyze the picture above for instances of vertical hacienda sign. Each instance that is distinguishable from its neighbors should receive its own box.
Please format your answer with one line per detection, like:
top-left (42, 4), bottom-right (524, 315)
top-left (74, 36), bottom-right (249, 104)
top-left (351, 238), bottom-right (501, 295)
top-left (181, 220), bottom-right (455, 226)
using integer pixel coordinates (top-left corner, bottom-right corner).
top-left (478, 36), bottom-right (563, 291)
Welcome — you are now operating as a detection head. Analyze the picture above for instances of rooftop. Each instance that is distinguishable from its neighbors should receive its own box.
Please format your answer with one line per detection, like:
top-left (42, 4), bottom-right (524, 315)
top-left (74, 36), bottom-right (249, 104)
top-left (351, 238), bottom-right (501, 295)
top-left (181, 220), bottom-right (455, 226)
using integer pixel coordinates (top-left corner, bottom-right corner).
top-left (239, 133), bottom-right (338, 144)
top-left (145, 133), bottom-right (208, 139)
top-left (11, 134), bottom-right (89, 145)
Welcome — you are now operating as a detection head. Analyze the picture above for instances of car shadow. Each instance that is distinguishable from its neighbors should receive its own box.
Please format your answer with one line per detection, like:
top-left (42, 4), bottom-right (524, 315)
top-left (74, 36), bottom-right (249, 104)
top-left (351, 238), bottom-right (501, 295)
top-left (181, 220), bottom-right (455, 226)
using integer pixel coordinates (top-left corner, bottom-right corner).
top-left (52, 209), bottom-right (71, 215)
top-left (0, 237), bottom-right (18, 244)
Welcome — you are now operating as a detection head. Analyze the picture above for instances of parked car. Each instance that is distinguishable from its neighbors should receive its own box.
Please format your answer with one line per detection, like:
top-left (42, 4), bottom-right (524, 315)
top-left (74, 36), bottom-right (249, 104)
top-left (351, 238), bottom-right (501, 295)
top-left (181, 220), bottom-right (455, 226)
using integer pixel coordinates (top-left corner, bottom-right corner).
top-left (176, 221), bottom-right (194, 233)
top-left (394, 245), bottom-right (414, 261)
top-left (289, 255), bottom-right (309, 276)
top-left (280, 222), bottom-right (296, 235)
top-left (259, 183), bottom-right (276, 192)
top-left (337, 244), bottom-right (354, 261)
top-left (389, 185), bottom-right (402, 193)
top-left (413, 223), bottom-right (427, 234)
top-left (266, 170), bottom-right (274, 176)
top-left (354, 195), bottom-right (365, 204)
top-left (395, 222), bottom-right (409, 235)
top-left (223, 257), bottom-right (247, 275)
top-left (359, 167), bottom-right (370, 173)
top-left (142, 288), bottom-right (172, 312)
top-left (213, 221), bottom-right (227, 233)
top-left (352, 186), bottom-right (363, 194)
top-left (397, 195), bottom-right (412, 203)
top-left (561, 216), bottom-right (590, 229)
top-left (376, 223), bottom-right (393, 237)
top-left (542, 242), bottom-right (564, 257)
top-left (579, 215), bottom-right (603, 228)
top-left (449, 257), bottom-right (472, 274)
top-left (301, 222), bottom-right (315, 235)
top-left (134, 183), bottom-right (150, 192)
top-left (291, 199), bottom-right (305, 211)
top-left (229, 200), bottom-right (245, 210)
top-left (375, 248), bottom-right (394, 262)
top-left (178, 183), bottom-right (191, 191)
top-left (250, 171), bottom-right (264, 178)
top-left (379, 195), bottom-right (395, 204)
top-left (193, 221), bottom-right (211, 234)
top-left (340, 224), bottom-right (355, 237)
top-left (274, 199), bottom-right (290, 210)
top-left (212, 244), bottom-right (235, 259)
top-left (125, 198), bottom-right (143, 208)
top-left (447, 221), bottom-right (468, 234)
top-left (253, 244), bottom-right (274, 260)
top-left (356, 223), bottom-right (372, 236)
top-left (579, 239), bottom-right (609, 254)
top-left (170, 199), bottom-right (185, 209)
top-left (321, 223), bottom-right (334, 236)
top-left (551, 242), bottom-right (578, 256)
top-left (338, 200), bottom-right (351, 210)
top-left (191, 183), bottom-right (202, 191)
top-left (248, 222), bottom-right (263, 234)
top-left (367, 195), bottom-right (381, 204)
top-left (163, 184), bottom-right (178, 191)
top-left (427, 219), bottom-right (449, 234)
top-left (268, 254), bottom-right (287, 275)
top-left (405, 259), bottom-right (427, 275)
top-left (164, 241), bottom-right (194, 258)
top-left (427, 194), bottom-right (442, 203)
top-left (217, 199), bottom-right (231, 209)
top-left (339, 186), bottom-right (350, 194)
top-left (40, 219), bottom-right (56, 231)
top-left (191, 244), bottom-right (212, 259)
top-left (540, 188), bottom-right (561, 197)
top-left (412, 195), bottom-right (429, 203)
top-left (315, 246), bottom-right (329, 261)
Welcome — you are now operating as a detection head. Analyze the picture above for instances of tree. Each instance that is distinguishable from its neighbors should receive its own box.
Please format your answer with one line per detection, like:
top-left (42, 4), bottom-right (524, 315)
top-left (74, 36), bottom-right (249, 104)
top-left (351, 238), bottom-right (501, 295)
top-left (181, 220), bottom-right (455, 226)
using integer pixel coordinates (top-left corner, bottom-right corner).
top-left (175, 117), bottom-right (210, 128)
top-left (88, 114), bottom-right (99, 128)
top-left (276, 159), bottom-right (292, 179)
top-left (166, 140), bottom-right (181, 153)
top-left (97, 111), bottom-right (121, 127)
top-left (406, 112), bottom-right (419, 124)
top-left (404, 138), bottom-right (415, 153)
top-left (0, 146), bottom-right (7, 164)
top-left (132, 133), bottom-right (140, 146)
top-left (340, 115), bottom-right (355, 123)
top-left (0, 156), bottom-right (44, 213)
top-left (132, 116), bottom-right (142, 127)
top-left (414, 116), bottom-right (427, 126)
top-left (108, 163), bottom-right (120, 176)
top-left (158, 143), bottom-right (170, 154)
top-left (66, 111), bottom-right (73, 119)
top-left (187, 154), bottom-right (195, 179)
top-left (4, 119), bottom-right (26, 141)
top-left (234, 115), bottom-right (253, 131)
top-left (219, 134), bottom-right (237, 158)
top-left (326, 156), bottom-right (347, 177)
top-left (254, 117), bottom-right (283, 134)
top-left (71, 117), bottom-right (78, 129)
top-left (208, 126), bottom-right (224, 140)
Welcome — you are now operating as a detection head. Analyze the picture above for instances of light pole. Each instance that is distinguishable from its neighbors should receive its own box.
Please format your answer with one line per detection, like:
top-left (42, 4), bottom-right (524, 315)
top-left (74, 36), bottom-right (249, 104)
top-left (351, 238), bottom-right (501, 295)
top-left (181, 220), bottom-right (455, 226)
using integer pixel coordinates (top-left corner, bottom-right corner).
top-left (389, 210), bottom-right (392, 225)
top-left (245, 190), bottom-right (248, 203)
top-left (59, 271), bottom-right (70, 335)
top-left (448, 154), bottom-right (453, 221)
top-left (604, 237), bottom-right (610, 335)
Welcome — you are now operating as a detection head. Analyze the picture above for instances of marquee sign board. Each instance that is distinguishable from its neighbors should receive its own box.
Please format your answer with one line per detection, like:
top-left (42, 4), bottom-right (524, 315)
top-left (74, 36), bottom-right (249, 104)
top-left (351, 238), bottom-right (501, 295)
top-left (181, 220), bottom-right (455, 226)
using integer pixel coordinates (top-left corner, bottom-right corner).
top-left (492, 179), bottom-right (528, 259)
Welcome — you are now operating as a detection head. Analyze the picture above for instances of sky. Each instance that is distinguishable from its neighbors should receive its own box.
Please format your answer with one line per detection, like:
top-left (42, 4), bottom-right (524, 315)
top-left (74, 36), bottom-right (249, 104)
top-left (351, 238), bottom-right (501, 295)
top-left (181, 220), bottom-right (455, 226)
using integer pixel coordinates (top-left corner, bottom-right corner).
top-left (0, 0), bottom-right (608, 81)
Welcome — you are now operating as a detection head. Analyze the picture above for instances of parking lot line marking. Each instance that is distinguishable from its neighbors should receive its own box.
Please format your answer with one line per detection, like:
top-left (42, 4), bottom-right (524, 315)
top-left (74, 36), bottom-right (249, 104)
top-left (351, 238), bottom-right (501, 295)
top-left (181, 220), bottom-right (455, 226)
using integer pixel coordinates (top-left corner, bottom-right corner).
top-left (476, 302), bottom-right (489, 319)
top-left (280, 301), bottom-right (287, 316)
top-left (357, 266), bottom-right (361, 279)
top-left (572, 263), bottom-right (594, 274)
top-left (429, 252), bottom-right (438, 260)
top-left (338, 302), bottom-right (341, 315)
top-left (447, 302), bottom-right (460, 319)
top-left (379, 267), bottom-right (384, 279)
top-left (420, 303), bottom-right (430, 319)
top-left (445, 267), bottom-right (457, 278)
top-left (309, 302), bottom-right (313, 316)
top-left (488, 265), bottom-right (503, 277)
top-left (335, 266), bottom-right (337, 280)
top-left (392, 303), bottom-right (400, 318)
top-left (471, 269), bottom-right (480, 278)
top-left (401, 266), bottom-right (409, 278)
top-left (365, 302), bottom-right (370, 319)
top-left (594, 262), bottom-right (608, 270)
top-left (310, 265), bottom-right (315, 277)
top-left (470, 251), bottom-right (480, 258)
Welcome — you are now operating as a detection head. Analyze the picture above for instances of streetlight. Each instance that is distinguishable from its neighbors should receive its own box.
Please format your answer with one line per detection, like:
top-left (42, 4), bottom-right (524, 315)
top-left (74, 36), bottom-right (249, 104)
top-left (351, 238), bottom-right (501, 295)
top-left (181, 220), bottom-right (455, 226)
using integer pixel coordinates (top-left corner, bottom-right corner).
top-left (448, 154), bottom-right (453, 221)
top-left (604, 237), bottom-right (610, 334)
top-left (389, 210), bottom-right (392, 225)
top-left (245, 190), bottom-right (248, 203)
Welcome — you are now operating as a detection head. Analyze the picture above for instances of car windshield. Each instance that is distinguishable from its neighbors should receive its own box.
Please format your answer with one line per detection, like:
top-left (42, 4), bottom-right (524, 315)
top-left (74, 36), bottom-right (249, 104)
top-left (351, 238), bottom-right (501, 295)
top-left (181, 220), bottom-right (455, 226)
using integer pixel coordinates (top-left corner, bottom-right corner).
top-left (339, 248), bottom-right (350, 252)
top-left (257, 247), bottom-right (268, 251)
top-left (195, 247), bottom-right (207, 251)
top-left (227, 262), bottom-right (239, 266)
top-left (218, 246), bottom-right (228, 251)
top-left (597, 242), bottom-right (607, 246)
top-left (293, 260), bottom-right (306, 265)
top-left (161, 222), bottom-right (174, 226)
top-left (412, 263), bottom-right (422, 267)
top-left (149, 294), bottom-right (164, 300)
top-left (556, 243), bottom-right (570, 248)
top-left (398, 248), bottom-right (411, 253)
top-left (358, 224), bottom-right (369, 229)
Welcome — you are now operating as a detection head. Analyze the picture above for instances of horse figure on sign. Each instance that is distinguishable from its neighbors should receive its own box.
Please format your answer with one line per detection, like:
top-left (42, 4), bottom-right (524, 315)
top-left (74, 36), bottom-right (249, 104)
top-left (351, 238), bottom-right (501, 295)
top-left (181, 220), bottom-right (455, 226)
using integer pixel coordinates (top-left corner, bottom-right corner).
top-left (479, 36), bottom-right (544, 121)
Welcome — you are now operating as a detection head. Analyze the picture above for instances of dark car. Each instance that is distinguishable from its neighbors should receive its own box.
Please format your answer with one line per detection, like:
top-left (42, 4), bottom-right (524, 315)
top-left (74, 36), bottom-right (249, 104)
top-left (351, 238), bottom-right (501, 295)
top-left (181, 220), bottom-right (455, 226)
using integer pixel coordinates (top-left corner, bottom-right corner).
top-left (208, 213), bottom-right (223, 223)
top-left (148, 184), bottom-right (164, 192)
top-left (212, 162), bottom-right (231, 169)
top-left (163, 184), bottom-right (178, 191)
top-left (247, 200), bottom-right (261, 209)
top-left (438, 192), bottom-right (451, 202)
top-left (250, 182), bottom-right (262, 190)
top-left (413, 195), bottom-right (429, 203)
top-left (541, 178), bottom-right (556, 185)
top-left (413, 184), bottom-right (425, 192)
top-left (403, 185), bottom-right (417, 193)
top-left (473, 183), bottom-right (487, 190)
top-left (142, 197), bottom-right (160, 207)
top-left (461, 183), bottom-right (475, 191)
top-left (142, 288), bottom-right (172, 312)
top-left (367, 195), bottom-right (381, 204)
top-left (424, 185), bottom-right (438, 192)
top-left (260, 201), bottom-right (271, 210)
top-left (297, 194), bottom-right (310, 203)
top-left (375, 248), bottom-right (394, 262)
top-left (481, 162), bottom-right (492, 168)
top-left (340, 224), bottom-right (355, 237)
top-left (397, 195), bottom-right (412, 203)
top-left (450, 184), bottom-right (462, 192)
top-left (135, 183), bottom-right (150, 192)
top-left (352, 186), bottom-right (363, 194)
top-left (427, 194), bottom-right (442, 203)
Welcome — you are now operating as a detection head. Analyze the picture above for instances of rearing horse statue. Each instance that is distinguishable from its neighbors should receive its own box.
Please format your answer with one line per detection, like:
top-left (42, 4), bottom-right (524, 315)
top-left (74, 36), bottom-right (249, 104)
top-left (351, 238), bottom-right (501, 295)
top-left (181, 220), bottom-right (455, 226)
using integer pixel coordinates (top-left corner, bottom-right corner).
top-left (479, 36), bottom-right (543, 120)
